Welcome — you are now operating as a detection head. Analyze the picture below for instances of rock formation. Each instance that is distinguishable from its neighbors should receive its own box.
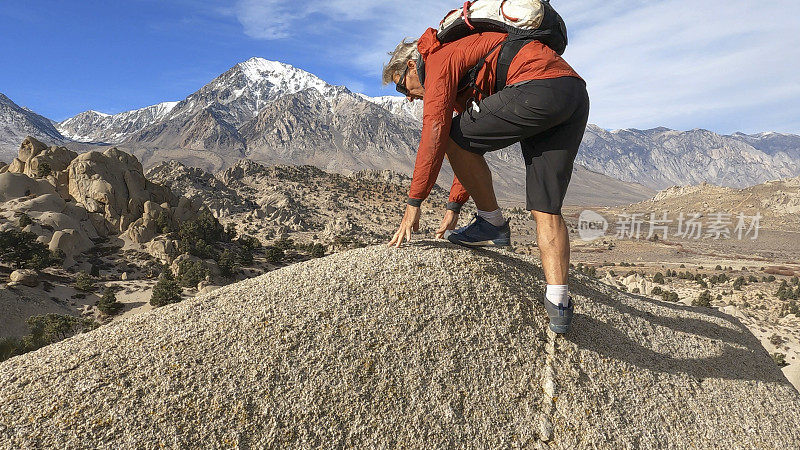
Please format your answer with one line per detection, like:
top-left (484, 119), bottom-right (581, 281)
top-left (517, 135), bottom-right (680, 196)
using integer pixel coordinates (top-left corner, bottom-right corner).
top-left (67, 147), bottom-right (177, 235)
top-left (0, 138), bottom-right (201, 268)
top-left (8, 269), bottom-right (39, 287)
top-left (1, 243), bottom-right (798, 448)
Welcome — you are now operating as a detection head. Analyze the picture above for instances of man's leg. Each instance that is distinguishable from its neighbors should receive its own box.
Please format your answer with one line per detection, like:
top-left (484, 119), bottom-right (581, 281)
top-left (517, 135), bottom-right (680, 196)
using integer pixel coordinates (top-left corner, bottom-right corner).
top-left (444, 137), bottom-right (499, 212)
top-left (532, 210), bottom-right (570, 285)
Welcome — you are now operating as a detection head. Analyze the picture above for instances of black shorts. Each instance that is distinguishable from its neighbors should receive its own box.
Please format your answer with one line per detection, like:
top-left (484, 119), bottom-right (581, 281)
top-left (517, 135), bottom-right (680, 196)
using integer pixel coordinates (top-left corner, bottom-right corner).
top-left (450, 76), bottom-right (589, 214)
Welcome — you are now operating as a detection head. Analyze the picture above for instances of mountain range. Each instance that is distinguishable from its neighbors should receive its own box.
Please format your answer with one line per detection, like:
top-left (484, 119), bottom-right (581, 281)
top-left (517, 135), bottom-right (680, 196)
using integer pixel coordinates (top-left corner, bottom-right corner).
top-left (0, 93), bottom-right (65, 158)
top-left (2, 57), bottom-right (799, 199)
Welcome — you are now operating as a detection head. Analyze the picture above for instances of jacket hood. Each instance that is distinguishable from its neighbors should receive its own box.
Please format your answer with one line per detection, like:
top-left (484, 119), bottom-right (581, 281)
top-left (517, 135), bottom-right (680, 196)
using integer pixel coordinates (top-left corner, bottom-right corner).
top-left (417, 28), bottom-right (442, 59)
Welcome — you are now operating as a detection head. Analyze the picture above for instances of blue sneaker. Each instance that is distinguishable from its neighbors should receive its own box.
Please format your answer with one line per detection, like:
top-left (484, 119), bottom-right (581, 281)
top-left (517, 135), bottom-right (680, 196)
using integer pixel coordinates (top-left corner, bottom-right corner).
top-left (445, 214), bottom-right (511, 247)
top-left (544, 297), bottom-right (574, 334)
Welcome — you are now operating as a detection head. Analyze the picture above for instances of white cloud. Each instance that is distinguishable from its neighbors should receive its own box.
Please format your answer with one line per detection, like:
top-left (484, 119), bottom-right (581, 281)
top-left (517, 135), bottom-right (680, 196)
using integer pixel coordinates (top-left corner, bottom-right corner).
top-left (233, 0), bottom-right (800, 133)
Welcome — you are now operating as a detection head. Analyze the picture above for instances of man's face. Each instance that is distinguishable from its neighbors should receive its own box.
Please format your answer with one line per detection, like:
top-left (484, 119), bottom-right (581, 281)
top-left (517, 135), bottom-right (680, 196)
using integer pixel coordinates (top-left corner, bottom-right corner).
top-left (393, 60), bottom-right (425, 102)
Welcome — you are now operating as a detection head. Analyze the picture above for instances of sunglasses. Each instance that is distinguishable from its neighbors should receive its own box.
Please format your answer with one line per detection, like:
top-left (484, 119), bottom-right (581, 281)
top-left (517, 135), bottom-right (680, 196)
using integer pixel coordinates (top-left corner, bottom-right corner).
top-left (395, 66), bottom-right (410, 96)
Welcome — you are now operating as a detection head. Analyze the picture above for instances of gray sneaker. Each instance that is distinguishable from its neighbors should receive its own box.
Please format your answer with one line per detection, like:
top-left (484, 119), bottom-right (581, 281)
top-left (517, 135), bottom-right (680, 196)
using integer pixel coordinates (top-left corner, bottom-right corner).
top-left (544, 297), bottom-right (574, 334)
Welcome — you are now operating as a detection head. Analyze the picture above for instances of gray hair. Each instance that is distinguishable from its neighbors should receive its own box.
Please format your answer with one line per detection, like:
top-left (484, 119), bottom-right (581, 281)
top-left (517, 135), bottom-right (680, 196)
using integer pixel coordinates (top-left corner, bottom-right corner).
top-left (382, 38), bottom-right (420, 85)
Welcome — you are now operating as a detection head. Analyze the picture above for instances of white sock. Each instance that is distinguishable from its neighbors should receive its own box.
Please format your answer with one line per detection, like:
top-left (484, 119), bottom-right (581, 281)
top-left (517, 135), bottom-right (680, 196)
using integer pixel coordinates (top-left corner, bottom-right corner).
top-left (546, 285), bottom-right (570, 307)
top-left (477, 208), bottom-right (505, 227)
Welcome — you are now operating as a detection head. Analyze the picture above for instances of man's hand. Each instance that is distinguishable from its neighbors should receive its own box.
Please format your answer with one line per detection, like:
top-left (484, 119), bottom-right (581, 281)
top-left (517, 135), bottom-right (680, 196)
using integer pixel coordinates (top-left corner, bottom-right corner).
top-left (388, 204), bottom-right (421, 248)
top-left (435, 209), bottom-right (459, 239)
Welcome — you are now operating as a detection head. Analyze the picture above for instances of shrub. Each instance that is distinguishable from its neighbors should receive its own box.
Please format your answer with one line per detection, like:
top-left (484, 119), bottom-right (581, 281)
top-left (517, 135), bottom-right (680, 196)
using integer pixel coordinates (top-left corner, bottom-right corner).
top-left (150, 270), bottom-right (182, 307)
top-left (773, 353), bottom-right (788, 367)
top-left (748, 275), bottom-right (759, 283)
top-left (770, 334), bottom-right (785, 346)
top-left (74, 271), bottom-right (95, 292)
top-left (0, 337), bottom-right (21, 362)
top-left (265, 246), bottom-right (285, 264)
top-left (177, 259), bottom-right (209, 288)
top-left (715, 265), bottom-right (723, 271)
top-left (22, 314), bottom-right (96, 353)
top-left (732, 276), bottom-right (746, 291)
top-left (178, 210), bottom-right (227, 259)
top-left (36, 162), bottom-right (52, 177)
top-left (776, 281), bottom-right (791, 300)
top-left (97, 287), bottom-right (124, 316)
top-left (0, 314), bottom-right (97, 361)
top-left (652, 272), bottom-right (665, 284)
top-left (18, 213), bottom-right (33, 228)
top-left (651, 286), bottom-right (663, 295)
top-left (236, 235), bottom-right (261, 250)
top-left (237, 246), bottom-right (253, 265)
top-left (225, 223), bottom-right (237, 240)
top-left (155, 211), bottom-right (176, 234)
top-left (217, 250), bottom-right (237, 278)
top-left (661, 290), bottom-right (679, 302)
top-left (274, 237), bottom-right (295, 251)
top-left (90, 263), bottom-right (100, 277)
top-left (693, 290), bottom-right (712, 307)
top-left (310, 243), bottom-right (325, 258)
top-left (0, 229), bottom-right (54, 269)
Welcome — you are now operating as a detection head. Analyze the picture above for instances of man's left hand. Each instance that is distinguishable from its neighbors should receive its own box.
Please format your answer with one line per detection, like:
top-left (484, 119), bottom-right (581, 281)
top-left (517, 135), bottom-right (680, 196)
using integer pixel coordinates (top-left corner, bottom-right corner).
top-left (388, 204), bottom-right (420, 248)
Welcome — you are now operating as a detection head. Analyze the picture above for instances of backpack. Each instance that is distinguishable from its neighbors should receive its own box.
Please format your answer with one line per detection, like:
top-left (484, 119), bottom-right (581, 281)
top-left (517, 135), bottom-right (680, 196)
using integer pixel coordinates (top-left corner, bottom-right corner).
top-left (427, 0), bottom-right (568, 96)
top-left (437, 0), bottom-right (567, 55)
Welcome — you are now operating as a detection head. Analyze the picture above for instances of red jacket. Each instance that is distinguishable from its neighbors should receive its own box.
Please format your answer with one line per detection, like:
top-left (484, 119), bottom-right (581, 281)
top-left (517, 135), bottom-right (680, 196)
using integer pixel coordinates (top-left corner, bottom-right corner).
top-left (409, 27), bottom-right (582, 205)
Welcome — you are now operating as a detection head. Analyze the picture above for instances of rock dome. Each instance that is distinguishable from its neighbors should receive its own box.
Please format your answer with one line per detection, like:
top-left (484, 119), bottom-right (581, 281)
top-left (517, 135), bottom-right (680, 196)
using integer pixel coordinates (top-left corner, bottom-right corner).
top-left (1, 242), bottom-right (799, 448)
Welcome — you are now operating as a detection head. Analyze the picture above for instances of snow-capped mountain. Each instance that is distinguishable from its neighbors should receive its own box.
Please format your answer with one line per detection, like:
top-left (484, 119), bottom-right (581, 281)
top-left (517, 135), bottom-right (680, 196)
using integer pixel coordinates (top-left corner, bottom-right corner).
top-left (152, 57), bottom-right (342, 130)
top-left (358, 94), bottom-right (423, 123)
top-left (56, 102), bottom-right (178, 143)
top-left (0, 93), bottom-right (65, 161)
top-left (57, 58), bottom-right (342, 146)
top-left (25, 56), bottom-right (800, 195)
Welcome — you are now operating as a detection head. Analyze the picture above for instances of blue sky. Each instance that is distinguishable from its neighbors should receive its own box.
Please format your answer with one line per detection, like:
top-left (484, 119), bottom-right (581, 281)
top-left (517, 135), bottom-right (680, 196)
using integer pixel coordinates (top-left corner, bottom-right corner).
top-left (1, 0), bottom-right (798, 134)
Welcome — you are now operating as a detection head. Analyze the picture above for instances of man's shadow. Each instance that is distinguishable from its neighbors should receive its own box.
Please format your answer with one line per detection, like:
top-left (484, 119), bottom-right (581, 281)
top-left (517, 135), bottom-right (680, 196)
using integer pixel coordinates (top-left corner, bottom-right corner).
top-left (411, 240), bottom-right (789, 385)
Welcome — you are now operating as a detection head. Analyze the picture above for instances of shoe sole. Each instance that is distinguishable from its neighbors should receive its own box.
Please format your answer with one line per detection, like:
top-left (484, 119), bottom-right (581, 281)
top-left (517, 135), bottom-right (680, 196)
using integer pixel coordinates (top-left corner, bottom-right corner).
top-left (448, 238), bottom-right (511, 247)
top-left (549, 323), bottom-right (571, 334)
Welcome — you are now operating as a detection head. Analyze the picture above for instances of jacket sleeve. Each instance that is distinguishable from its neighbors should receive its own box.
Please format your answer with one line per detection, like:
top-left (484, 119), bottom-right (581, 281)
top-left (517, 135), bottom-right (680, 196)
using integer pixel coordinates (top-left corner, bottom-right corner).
top-left (449, 175), bottom-right (470, 205)
top-left (408, 49), bottom-right (469, 203)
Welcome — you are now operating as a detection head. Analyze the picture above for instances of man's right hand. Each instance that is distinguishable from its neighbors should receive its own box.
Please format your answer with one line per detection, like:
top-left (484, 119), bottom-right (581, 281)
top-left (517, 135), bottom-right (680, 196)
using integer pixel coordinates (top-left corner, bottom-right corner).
top-left (435, 209), bottom-right (459, 239)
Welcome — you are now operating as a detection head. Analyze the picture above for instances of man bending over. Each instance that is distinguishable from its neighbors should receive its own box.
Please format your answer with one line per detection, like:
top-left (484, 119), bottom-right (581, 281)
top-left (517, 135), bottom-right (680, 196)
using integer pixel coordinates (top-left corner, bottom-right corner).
top-left (383, 28), bottom-right (589, 333)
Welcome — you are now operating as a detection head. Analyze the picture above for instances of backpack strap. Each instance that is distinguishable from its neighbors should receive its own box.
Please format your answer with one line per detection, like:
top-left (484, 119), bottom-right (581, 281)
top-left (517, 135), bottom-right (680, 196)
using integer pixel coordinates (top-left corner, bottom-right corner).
top-left (457, 35), bottom-right (535, 98)
top-left (495, 35), bottom-right (535, 92)
top-left (457, 41), bottom-right (504, 97)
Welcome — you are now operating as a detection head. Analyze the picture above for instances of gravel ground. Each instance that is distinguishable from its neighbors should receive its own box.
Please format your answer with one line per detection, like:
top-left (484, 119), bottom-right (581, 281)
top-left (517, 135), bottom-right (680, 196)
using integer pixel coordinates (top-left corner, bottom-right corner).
top-left (1, 240), bottom-right (799, 448)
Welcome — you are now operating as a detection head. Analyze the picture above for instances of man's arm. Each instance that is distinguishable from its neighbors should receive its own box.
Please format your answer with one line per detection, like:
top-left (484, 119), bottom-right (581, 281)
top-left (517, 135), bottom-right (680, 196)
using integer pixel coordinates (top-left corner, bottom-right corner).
top-left (407, 48), bottom-right (469, 206)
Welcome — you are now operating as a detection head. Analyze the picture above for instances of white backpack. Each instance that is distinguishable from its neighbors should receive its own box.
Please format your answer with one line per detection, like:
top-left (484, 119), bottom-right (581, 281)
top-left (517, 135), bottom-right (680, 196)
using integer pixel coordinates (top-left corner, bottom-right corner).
top-left (420, 0), bottom-right (568, 96)
top-left (437, 0), bottom-right (567, 55)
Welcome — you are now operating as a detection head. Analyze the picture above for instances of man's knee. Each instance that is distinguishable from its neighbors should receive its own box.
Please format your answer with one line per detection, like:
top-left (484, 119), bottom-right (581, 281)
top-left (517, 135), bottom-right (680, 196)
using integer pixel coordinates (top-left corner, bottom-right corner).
top-left (531, 210), bottom-right (564, 226)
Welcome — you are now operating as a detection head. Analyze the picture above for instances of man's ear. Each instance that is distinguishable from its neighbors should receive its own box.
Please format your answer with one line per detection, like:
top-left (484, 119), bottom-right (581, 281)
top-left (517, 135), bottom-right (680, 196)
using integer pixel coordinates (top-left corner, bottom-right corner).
top-left (407, 59), bottom-right (416, 70)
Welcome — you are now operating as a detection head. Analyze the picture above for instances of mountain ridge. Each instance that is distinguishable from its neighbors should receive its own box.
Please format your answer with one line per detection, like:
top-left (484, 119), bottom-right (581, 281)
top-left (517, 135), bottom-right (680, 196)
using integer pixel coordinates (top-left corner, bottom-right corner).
top-left (1, 58), bottom-right (798, 192)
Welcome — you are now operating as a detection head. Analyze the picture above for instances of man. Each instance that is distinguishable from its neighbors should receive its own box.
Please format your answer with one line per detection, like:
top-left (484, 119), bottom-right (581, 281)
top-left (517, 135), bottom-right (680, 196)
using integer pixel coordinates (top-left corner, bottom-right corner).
top-left (383, 27), bottom-right (589, 334)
